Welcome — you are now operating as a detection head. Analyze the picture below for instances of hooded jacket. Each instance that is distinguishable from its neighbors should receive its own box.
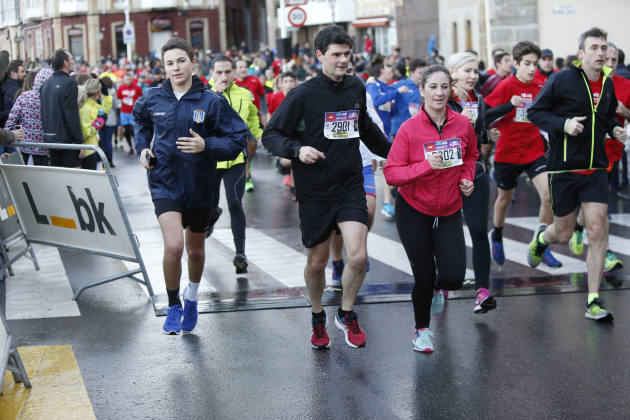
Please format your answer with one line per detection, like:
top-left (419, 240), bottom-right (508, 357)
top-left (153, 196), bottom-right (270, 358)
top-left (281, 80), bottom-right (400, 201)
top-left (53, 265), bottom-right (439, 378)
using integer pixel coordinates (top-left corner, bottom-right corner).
top-left (40, 70), bottom-right (84, 145)
top-left (79, 93), bottom-right (113, 158)
top-left (6, 67), bottom-right (54, 155)
top-left (133, 76), bottom-right (248, 209)
top-left (528, 62), bottom-right (620, 172)
top-left (384, 106), bottom-right (478, 217)
top-left (262, 71), bottom-right (390, 203)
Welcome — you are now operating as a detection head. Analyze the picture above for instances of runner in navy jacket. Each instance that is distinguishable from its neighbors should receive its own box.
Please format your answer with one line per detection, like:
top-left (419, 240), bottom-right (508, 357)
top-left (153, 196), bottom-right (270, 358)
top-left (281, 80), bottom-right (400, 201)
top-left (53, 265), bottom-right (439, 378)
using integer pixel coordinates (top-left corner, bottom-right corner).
top-left (133, 38), bottom-right (248, 336)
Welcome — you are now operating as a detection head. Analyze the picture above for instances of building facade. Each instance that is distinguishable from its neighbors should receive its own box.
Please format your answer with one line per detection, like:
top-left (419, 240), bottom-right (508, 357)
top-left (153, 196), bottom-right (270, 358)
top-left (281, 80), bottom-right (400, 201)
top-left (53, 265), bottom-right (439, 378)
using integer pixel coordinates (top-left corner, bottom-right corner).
top-left (0, 0), bottom-right (267, 64)
top-left (438, 0), bottom-right (630, 67)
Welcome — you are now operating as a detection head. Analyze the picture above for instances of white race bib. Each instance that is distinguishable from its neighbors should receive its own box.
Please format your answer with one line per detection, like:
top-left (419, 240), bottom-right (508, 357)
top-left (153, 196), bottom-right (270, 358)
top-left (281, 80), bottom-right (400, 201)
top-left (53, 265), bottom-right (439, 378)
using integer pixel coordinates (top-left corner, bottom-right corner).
top-left (323, 110), bottom-right (360, 140)
top-left (514, 93), bottom-right (534, 123)
top-left (123, 97), bottom-right (134, 106)
top-left (408, 102), bottom-right (420, 117)
top-left (423, 139), bottom-right (463, 169)
top-left (463, 101), bottom-right (479, 123)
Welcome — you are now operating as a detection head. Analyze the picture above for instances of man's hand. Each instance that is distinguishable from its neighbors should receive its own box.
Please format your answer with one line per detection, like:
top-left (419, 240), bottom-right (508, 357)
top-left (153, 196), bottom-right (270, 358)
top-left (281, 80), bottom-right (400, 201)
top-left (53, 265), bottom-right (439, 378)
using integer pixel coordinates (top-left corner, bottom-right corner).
top-left (366, 76), bottom-right (376, 85)
top-left (427, 152), bottom-right (443, 170)
top-left (565, 116), bottom-right (587, 136)
top-left (398, 85), bottom-right (409, 93)
top-left (489, 127), bottom-right (500, 142)
top-left (510, 95), bottom-right (523, 107)
top-left (11, 128), bottom-right (24, 142)
top-left (613, 126), bottom-right (628, 142)
top-left (177, 129), bottom-right (206, 153)
top-left (140, 148), bottom-right (155, 170)
top-left (298, 146), bottom-right (325, 164)
top-left (459, 178), bottom-right (474, 196)
top-left (462, 108), bottom-right (475, 122)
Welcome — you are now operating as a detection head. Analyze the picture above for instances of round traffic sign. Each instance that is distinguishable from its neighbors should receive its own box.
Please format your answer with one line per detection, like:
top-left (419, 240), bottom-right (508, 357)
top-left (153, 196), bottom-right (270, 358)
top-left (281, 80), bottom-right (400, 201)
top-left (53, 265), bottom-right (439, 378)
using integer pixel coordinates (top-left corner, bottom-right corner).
top-left (288, 6), bottom-right (307, 27)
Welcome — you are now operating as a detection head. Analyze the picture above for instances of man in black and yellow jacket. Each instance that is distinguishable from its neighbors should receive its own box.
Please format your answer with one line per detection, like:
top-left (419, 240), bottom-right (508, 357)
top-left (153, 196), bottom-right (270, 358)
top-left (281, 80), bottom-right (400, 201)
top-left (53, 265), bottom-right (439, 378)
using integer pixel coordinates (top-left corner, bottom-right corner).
top-left (207, 55), bottom-right (263, 274)
top-left (528, 27), bottom-right (627, 322)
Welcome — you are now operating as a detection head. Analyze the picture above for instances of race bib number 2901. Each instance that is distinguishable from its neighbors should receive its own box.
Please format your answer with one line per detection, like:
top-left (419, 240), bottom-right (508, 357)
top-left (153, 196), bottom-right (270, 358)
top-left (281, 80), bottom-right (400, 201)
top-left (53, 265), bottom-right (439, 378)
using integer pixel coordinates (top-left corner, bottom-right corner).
top-left (323, 110), bottom-right (360, 140)
top-left (423, 138), bottom-right (463, 169)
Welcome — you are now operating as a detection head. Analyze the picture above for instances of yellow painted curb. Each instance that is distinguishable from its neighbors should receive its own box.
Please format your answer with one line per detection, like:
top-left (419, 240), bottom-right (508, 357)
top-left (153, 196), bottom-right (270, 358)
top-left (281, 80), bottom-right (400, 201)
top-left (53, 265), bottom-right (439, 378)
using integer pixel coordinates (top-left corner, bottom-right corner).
top-left (0, 345), bottom-right (96, 420)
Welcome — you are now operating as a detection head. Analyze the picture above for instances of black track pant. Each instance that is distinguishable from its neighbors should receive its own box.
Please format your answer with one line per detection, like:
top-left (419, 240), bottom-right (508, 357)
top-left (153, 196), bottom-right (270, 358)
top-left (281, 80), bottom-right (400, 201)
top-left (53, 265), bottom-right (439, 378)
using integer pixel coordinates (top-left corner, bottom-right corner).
top-left (214, 163), bottom-right (246, 254)
top-left (395, 194), bottom-right (466, 329)
top-left (462, 172), bottom-right (490, 289)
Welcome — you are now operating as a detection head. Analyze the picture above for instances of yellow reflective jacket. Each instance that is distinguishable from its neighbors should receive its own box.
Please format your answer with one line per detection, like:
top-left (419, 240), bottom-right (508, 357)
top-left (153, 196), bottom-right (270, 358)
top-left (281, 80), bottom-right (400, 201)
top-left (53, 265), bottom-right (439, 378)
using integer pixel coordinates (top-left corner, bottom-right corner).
top-left (208, 80), bottom-right (262, 169)
top-left (79, 95), bottom-right (113, 157)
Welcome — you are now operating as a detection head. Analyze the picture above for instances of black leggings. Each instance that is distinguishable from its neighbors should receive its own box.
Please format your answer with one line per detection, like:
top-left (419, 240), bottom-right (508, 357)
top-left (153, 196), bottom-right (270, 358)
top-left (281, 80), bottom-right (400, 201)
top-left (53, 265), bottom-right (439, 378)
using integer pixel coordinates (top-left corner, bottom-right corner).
top-left (214, 163), bottom-right (246, 254)
top-left (462, 172), bottom-right (490, 289)
top-left (395, 194), bottom-right (466, 329)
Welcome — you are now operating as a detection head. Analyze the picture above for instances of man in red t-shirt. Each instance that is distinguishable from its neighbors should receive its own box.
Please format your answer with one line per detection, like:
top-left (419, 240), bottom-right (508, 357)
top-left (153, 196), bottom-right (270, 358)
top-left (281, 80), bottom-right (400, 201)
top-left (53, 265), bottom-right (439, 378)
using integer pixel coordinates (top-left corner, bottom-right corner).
top-left (481, 52), bottom-right (512, 96)
top-left (485, 41), bottom-right (562, 268)
top-left (234, 58), bottom-right (265, 112)
top-left (116, 71), bottom-right (143, 154)
top-left (533, 48), bottom-right (558, 86)
top-left (234, 58), bottom-right (266, 191)
top-left (266, 71), bottom-right (297, 119)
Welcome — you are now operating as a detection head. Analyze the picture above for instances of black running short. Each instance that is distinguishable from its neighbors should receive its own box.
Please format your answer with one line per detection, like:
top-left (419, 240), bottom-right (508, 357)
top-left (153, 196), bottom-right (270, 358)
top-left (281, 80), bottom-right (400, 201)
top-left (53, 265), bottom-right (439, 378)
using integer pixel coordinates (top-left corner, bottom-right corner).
top-left (494, 155), bottom-right (547, 190)
top-left (549, 170), bottom-right (608, 217)
top-left (153, 199), bottom-right (212, 233)
top-left (298, 188), bottom-right (368, 248)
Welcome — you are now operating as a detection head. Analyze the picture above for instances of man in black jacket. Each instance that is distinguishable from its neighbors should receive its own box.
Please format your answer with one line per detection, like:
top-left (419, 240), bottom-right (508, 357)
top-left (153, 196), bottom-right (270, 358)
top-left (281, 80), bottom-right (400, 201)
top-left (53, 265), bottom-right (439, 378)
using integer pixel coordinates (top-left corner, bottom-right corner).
top-left (262, 26), bottom-right (390, 350)
top-left (528, 27), bottom-right (627, 322)
top-left (40, 49), bottom-right (83, 168)
top-left (0, 60), bottom-right (25, 127)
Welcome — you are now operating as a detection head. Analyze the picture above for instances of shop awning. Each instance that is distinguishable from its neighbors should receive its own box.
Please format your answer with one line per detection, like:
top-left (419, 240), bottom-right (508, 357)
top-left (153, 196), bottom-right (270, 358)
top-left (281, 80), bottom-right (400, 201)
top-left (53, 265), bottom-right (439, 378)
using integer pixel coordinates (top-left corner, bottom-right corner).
top-left (352, 16), bottom-right (389, 28)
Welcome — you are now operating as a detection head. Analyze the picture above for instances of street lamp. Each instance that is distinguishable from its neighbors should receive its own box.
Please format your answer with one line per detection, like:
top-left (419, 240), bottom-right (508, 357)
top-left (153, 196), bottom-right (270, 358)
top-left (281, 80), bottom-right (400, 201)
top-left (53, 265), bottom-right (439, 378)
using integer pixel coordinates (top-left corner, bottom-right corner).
top-left (328, 0), bottom-right (336, 24)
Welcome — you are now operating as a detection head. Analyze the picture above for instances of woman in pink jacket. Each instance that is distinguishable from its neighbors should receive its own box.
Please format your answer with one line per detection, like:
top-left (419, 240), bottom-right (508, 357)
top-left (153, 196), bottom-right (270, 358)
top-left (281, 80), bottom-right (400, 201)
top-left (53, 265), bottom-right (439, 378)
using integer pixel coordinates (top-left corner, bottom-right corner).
top-left (384, 65), bottom-right (478, 353)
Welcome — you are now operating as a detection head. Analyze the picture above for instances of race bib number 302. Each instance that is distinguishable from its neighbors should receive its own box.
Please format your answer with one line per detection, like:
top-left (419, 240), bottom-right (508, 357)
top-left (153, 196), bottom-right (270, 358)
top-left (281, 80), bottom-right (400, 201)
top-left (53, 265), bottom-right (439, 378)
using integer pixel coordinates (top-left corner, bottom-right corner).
top-left (324, 110), bottom-right (360, 140)
top-left (423, 138), bottom-right (463, 169)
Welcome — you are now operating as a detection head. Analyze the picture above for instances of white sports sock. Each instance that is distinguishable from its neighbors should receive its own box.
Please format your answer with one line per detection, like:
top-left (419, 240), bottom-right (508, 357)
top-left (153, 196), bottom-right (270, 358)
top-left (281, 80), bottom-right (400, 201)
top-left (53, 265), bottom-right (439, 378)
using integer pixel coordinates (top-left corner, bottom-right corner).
top-left (183, 282), bottom-right (200, 301)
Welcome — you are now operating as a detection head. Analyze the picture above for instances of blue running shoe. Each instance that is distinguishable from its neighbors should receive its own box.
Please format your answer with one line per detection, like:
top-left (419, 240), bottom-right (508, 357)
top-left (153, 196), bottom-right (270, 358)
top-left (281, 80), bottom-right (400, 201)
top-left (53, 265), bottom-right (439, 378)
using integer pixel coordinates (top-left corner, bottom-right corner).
top-left (431, 290), bottom-right (445, 315)
top-left (489, 230), bottom-right (505, 265)
top-left (542, 247), bottom-right (563, 268)
top-left (182, 299), bottom-right (198, 334)
top-left (380, 203), bottom-right (395, 219)
top-left (163, 305), bottom-right (183, 335)
top-left (331, 260), bottom-right (344, 287)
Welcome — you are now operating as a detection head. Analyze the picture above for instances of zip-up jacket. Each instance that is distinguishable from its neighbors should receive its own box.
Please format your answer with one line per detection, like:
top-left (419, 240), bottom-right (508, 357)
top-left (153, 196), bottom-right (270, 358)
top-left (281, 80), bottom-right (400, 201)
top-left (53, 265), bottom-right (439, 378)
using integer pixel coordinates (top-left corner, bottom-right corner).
top-left (448, 89), bottom-right (489, 180)
top-left (5, 67), bottom-right (53, 156)
top-left (79, 94), bottom-right (113, 158)
top-left (366, 79), bottom-right (397, 139)
top-left (528, 62), bottom-right (620, 172)
top-left (390, 77), bottom-right (422, 136)
top-left (384, 106), bottom-right (478, 217)
top-left (133, 76), bottom-right (248, 209)
top-left (40, 71), bottom-right (84, 145)
top-left (208, 79), bottom-right (262, 169)
top-left (262, 71), bottom-right (390, 202)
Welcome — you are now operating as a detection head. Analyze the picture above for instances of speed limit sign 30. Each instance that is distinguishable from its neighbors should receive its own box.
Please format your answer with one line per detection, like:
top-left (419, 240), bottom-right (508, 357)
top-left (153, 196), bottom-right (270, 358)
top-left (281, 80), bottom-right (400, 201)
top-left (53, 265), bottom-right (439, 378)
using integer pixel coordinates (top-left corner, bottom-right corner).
top-left (288, 6), bottom-right (307, 27)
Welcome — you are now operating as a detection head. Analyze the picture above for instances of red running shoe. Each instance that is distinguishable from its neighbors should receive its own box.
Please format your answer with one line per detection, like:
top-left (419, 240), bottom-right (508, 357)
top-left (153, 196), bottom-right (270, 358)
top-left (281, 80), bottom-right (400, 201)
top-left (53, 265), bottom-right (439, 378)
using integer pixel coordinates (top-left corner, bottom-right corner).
top-left (311, 316), bottom-right (331, 349)
top-left (335, 311), bottom-right (366, 348)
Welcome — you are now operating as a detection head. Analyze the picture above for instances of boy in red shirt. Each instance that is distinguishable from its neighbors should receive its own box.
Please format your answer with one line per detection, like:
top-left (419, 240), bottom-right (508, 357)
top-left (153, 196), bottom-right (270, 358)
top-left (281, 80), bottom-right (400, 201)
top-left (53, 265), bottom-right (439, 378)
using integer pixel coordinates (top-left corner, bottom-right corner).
top-left (116, 71), bottom-right (143, 154)
top-left (485, 41), bottom-right (562, 268)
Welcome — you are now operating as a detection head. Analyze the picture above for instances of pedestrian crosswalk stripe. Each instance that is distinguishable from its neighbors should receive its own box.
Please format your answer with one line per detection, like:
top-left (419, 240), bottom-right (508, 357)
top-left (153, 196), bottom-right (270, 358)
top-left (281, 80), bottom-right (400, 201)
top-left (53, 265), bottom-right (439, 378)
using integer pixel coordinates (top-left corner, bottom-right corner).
top-left (367, 232), bottom-right (476, 280)
top-left (211, 227), bottom-right (331, 288)
top-left (506, 216), bottom-right (630, 257)
top-left (477, 219), bottom-right (586, 274)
